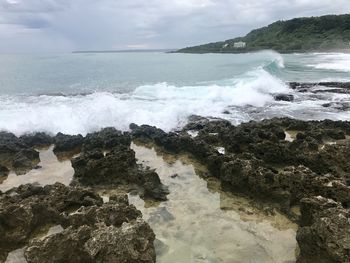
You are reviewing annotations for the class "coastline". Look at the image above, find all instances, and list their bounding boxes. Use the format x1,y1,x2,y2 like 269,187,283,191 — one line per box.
1,115,350,262
173,48,350,54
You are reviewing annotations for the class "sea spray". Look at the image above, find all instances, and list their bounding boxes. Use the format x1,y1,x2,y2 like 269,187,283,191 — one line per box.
0,69,289,136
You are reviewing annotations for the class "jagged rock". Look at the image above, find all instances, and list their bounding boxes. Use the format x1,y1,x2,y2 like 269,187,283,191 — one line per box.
71,145,169,201
83,127,131,151
297,196,350,263
289,82,350,94
0,165,9,178
132,118,350,211
25,219,156,263
0,131,39,173
25,225,92,263
53,133,84,155
20,132,53,148
0,183,102,250
274,93,294,102
322,102,350,111
0,183,155,262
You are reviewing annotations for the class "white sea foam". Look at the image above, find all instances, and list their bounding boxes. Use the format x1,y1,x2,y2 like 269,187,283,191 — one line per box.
0,69,288,136
308,53,350,72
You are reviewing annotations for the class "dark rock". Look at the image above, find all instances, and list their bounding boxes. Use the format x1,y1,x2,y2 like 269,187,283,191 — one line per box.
83,127,131,152
128,117,350,263
0,183,155,262
274,94,294,102
0,131,39,172
53,133,84,155
324,129,346,140
0,183,102,249
25,219,155,263
71,145,169,201
25,225,92,263
20,132,53,148
322,102,350,111
289,82,350,94
64,200,141,229
0,165,9,178
297,196,350,263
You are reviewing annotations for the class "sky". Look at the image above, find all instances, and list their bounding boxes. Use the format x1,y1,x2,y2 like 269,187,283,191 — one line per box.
0,0,350,52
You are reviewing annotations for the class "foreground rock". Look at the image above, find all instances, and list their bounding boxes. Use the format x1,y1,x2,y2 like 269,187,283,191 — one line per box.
297,196,350,263
0,183,155,262
130,117,350,262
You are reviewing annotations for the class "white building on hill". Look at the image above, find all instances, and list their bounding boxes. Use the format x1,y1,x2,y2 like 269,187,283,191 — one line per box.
233,41,246,48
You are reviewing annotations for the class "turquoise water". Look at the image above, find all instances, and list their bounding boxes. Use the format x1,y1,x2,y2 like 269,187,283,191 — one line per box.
0,51,349,95
0,51,349,135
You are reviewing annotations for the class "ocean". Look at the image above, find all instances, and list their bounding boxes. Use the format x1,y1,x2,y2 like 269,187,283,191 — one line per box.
0,50,349,135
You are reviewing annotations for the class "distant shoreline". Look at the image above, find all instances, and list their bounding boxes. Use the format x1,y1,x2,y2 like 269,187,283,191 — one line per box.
72,48,350,55
173,48,350,54
73,49,176,53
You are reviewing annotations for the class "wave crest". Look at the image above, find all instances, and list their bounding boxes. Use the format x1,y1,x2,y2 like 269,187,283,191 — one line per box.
0,69,289,136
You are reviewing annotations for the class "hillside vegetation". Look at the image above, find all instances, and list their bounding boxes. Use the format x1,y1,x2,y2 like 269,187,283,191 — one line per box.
177,14,350,53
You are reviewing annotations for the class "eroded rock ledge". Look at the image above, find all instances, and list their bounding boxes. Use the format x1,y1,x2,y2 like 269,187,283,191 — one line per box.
0,183,155,262
0,127,169,202
130,117,350,263
1,117,350,262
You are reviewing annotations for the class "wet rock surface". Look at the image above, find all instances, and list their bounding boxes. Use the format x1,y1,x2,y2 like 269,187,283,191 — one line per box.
19,132,53,148
0,132,39,174
82,127,131,151
0,165,9,178
0,127,168,202
297,196,350,263
0,183,155,262
71,128,169,201
289,81,350,94
274,93,294,102
130,116,350,262
53,132,84,156
1,118,350,262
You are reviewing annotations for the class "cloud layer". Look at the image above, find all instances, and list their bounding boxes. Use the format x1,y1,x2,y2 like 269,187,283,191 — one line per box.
0,0,349,52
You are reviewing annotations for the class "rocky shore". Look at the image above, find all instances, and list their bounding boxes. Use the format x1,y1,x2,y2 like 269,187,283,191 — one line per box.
130,117,350,263
0,116,350,262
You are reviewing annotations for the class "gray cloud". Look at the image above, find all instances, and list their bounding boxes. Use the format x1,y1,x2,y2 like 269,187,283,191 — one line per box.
0,0,349,52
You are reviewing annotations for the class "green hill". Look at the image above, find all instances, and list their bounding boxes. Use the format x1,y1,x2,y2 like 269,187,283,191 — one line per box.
177,14,350,53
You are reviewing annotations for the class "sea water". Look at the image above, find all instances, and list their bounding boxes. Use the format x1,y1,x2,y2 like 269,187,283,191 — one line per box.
0,50,349,135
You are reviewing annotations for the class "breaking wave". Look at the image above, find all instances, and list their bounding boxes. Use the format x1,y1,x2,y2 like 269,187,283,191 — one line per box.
0,68,288,135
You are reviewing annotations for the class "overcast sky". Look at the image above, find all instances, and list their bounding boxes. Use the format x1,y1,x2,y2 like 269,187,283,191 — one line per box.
0,0,349,52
